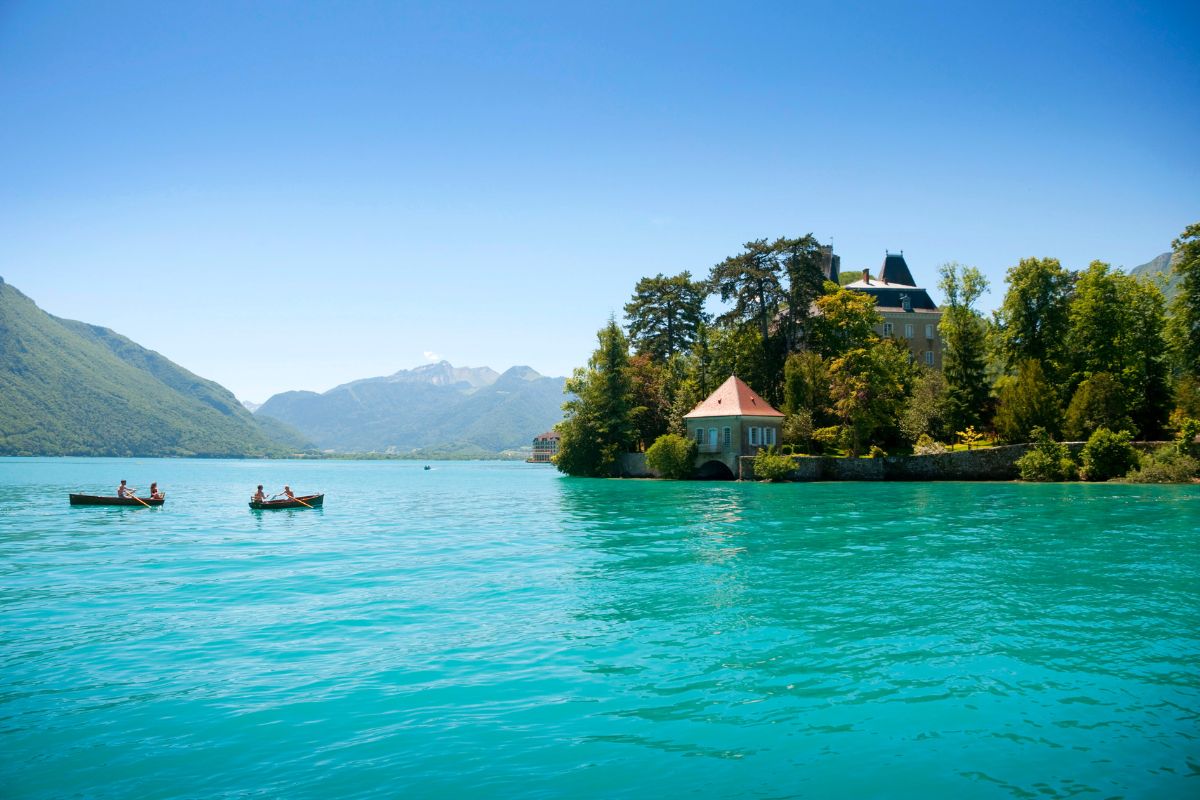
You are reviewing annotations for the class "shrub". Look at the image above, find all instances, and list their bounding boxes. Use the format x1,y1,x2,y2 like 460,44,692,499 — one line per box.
1176,418,1200,459
1125,446,1200,483
812,426,842,454
868,445,887,458
1079,427,1138,481
645,433,697,480
753,448,795,482
914,434,949,455
1016,427,1076,482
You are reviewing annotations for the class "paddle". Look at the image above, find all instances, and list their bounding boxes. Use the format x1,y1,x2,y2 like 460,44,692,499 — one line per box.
127,492,151,508
291,495,314,509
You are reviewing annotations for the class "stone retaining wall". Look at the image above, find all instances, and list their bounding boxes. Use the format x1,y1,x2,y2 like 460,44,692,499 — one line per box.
737,442,1169,482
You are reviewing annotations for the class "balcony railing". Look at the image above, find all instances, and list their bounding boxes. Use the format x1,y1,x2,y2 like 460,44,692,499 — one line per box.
697,443,724,453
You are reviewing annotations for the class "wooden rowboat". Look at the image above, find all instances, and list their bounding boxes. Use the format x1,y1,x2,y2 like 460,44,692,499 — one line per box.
69,493,165,507
249,494,324,510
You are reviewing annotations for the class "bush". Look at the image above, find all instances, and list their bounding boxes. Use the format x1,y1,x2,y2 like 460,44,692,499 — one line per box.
645,433,697,480
914,434,949,455
812,426,842,454
1016,427,1076,482
1125,446,1200,483
868,445,887,458
1175,418,1200,459
753,448,796,482
1079,427,1139,481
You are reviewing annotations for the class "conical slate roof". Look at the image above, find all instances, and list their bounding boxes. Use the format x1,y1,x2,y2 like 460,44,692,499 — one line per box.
879,252,916,286
683,375,784,419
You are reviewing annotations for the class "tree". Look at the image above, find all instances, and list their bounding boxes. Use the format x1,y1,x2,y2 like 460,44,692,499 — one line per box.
808,283,882,359
782,351,830,419
555,320,637,477
775,235,829,351
1067,261,1170,438
827,339,914,456
709,238,785,350
938,262,991,432
993,358,1061,443
900,367,949,444
995,257,1074,380
626,353,671,451
624,272,708,361
1064,372,1133,440
1168,222,1200,378
708,235,831,403
707,325,771,401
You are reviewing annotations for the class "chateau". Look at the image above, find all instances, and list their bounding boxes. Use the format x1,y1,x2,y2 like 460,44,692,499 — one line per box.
843,252,943,368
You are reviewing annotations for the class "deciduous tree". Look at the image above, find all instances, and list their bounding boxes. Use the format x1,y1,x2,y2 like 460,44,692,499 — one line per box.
938,262,991,432
995,257,1074,381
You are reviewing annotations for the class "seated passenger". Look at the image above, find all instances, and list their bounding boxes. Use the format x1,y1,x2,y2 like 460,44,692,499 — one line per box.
149,483,163,500
252,485,267,502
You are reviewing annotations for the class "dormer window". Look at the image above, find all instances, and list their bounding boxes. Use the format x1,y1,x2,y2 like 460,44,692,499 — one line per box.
901,294,912,312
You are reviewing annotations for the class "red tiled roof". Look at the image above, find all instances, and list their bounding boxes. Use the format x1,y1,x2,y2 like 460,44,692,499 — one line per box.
684,375,784,419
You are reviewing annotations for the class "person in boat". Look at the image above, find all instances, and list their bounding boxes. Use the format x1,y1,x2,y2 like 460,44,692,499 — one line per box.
149,483,163,500
282,486,295,500
117,480,135,498
252,485,267,503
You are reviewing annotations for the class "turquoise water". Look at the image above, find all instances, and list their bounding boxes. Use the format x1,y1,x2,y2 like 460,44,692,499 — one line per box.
1,458,1197,798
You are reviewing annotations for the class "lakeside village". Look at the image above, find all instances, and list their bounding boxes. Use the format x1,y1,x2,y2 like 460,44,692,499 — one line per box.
531,224,1200,484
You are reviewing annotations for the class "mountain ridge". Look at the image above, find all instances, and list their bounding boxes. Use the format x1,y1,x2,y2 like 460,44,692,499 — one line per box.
0,277,311,457
256,361,566,454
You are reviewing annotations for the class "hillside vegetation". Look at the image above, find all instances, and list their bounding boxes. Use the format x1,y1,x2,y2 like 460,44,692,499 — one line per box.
0,278,310,457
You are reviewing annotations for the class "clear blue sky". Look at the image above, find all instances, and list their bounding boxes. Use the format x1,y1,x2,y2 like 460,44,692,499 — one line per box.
2,1,1197,402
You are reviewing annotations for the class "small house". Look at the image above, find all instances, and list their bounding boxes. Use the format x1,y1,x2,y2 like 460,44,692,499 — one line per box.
683,376,784,479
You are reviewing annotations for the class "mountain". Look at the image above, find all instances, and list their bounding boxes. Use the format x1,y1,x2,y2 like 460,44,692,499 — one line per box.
255,361,566,455
242,400,262,413
0,277,312,457
1130,251,1183,301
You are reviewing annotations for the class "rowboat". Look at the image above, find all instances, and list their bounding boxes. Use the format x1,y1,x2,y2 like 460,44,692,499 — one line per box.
69,493,165,507
249,493,324,510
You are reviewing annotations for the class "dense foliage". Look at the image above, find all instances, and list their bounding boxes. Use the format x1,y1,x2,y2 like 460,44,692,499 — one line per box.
752,449,796,482
645,433,698,479
555,320,637,477
1015,428,1076,482
1079,428,1139,482
557,220,1200,478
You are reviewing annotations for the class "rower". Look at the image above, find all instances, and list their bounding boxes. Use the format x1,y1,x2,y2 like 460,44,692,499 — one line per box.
117,480,134,498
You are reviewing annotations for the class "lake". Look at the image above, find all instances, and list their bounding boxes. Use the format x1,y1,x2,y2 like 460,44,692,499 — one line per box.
1,458,1197,798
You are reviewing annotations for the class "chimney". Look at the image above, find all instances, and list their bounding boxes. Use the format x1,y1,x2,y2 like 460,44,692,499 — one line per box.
862,268,869,284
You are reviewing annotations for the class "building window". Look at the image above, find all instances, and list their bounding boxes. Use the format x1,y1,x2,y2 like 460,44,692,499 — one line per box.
904,323,913,339
695,427,704,444
765,427,776,446
883,322,893,337
709,428,718,445
925,324,934,339
925,351,934,366
723,427,731,447
749,427,759,446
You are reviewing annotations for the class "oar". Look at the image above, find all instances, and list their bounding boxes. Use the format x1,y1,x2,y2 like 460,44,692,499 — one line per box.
128,493,151,508
292,495,314,509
